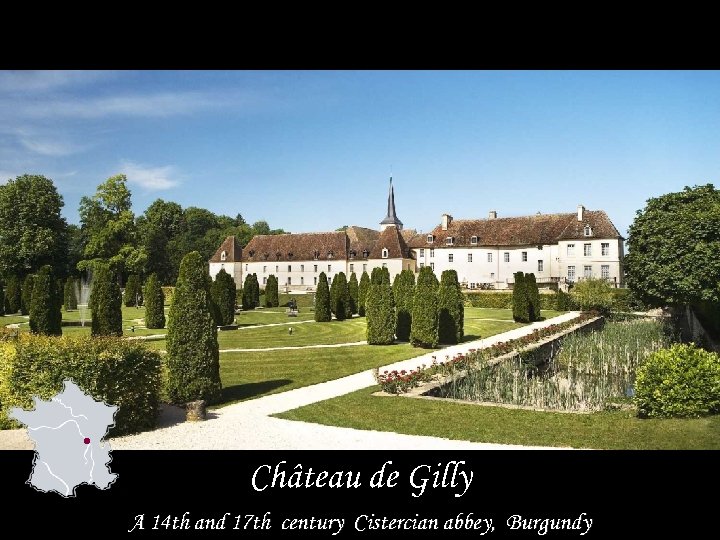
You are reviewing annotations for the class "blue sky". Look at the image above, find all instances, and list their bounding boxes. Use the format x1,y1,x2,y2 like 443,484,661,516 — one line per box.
1,70,719,238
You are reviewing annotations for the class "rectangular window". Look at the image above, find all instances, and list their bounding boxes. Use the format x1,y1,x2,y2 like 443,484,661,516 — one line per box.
490,272,495,279
487,252,493,263
263,277,267,285
314,276,317,285
601,265,610,279
350,263,354,273
567,244,575,256
288,265,292,272
382,262,387,268
522,251,527,262
314,264,318,272
263,265,266,273
420,262,425,268
430,262,435,271
467,253,472,263
363,264,367,272
446,237,454,245
504,252,509,263
471,236,478,245
245,264,248,271
287,277,292,285
584,265,592,278
275,265,279,273
430,249,435,258
301,264,304,272
301,276,304,285
419,248,425,257
601,243,609,256
538,260,543,272
328,264,332,272
448,253,454,262
584,243,592,256
568,266,576,281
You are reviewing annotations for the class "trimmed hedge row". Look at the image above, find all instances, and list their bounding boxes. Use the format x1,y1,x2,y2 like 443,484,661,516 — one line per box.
464,289,645,312
0,335,162,435
161,286,175,305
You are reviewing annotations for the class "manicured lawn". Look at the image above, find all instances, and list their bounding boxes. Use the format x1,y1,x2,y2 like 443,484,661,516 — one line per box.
218,345,432,404
275,386,720,450
218,318,366,349
234,308,314,326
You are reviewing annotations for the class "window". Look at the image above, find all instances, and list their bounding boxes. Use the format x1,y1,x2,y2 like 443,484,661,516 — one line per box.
382,248,388,259
601,265,610,279
220,264,224,270
363,264,367,272
430,249,434,258
288,265,292,272
263,266,266,273
427,234,434,243
471,236,478,245
567,244,575,256
446,237,454,245
287,277,292,285
467,253,473,263
245,264,249,271
448,254,454,262
567,266,576,281
430,262,435,271
504,252,509,263
349,263,354,273
263,277,267,285
584,265,592,278
276,265,279,273
301,264,304,272
328,276,331,284
301,276,304,285
522,251,527,262
314,276,317,285
487,253,493,263
538,260,544,272
601,243,609,256
490,272,495,279
328,264,332,272
220,251,227,261
420,263,425,268
584,243,592,256
314,264,318,272
382,262,387,268
419,248,425,257
584,225,593,237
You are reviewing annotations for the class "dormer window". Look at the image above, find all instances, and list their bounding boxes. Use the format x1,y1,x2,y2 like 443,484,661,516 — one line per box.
288,252,293,260
584,225,593,237
362,249,369,259
327,251,334,259
349,250,356,260
276,251,282,260
427,234,434,243
248,249,255,257
220,250,227,261
470,236,478,245
446,237,454,246
313,250,320,260
263,253,269,260
381,248,389,259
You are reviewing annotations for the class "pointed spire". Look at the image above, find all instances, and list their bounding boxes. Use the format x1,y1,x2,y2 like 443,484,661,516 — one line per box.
380,176,403,230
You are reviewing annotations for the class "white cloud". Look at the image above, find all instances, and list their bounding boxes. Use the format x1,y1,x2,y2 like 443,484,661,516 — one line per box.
19,136,84,156
120,161,180,190
0,70,113,93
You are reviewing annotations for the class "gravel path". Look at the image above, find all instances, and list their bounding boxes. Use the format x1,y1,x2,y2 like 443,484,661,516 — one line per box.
0,313,580,450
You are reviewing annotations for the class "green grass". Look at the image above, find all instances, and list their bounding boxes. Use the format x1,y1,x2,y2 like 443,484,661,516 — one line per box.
218,344,431,404
234,307,314,326
218,318,366,349
275,386,720,449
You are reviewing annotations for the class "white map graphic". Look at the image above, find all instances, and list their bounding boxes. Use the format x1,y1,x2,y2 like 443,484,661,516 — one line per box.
9,380,118,497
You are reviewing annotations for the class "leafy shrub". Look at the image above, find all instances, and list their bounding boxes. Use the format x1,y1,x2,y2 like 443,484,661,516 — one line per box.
165,251,222,404
410,266,439,348
366,271,395,345
358,271,370,317
143,273,166,329
21,274,34,315
314,271,332,322
242,273,259,310
64,276,78,311
512,272,531,322
5,275,21,314
330,272,351,320
0,282,4,316
29,265,62,336
571,277,614,314
555,290,575,311
123,274,142,307
211,268,236,326
348,272,359,315
0,334,162,435
89,263,123,337
392,269,415,341
525,272,541,321
635,343,720,418
265,274,279,307
438,269,463,344
161,286,174,305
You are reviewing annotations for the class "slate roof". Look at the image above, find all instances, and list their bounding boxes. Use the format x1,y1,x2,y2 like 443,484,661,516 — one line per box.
406,210,623,248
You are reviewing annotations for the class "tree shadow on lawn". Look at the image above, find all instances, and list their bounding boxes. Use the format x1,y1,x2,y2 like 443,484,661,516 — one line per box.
221,379,293,402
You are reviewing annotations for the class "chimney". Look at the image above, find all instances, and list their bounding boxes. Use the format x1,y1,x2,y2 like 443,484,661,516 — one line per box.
488,210,497,219
577,204,584,222
441,213,453,231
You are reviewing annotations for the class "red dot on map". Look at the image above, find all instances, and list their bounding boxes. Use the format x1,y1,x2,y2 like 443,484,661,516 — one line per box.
84,437,91,444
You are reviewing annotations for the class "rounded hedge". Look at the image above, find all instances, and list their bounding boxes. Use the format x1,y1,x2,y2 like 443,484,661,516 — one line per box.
392,269,415,342
635,343,720,418
438,269,463,344
410,266,439,348
64,276,78,311
358,271,370,317
366,273,395,345
265,274,279,307
144,273,166,329
89,263,123,337
5,275,21,314
314,271,332,322
211,268,236,326
29,265,62,336
21,274,34,316
348,272,359,315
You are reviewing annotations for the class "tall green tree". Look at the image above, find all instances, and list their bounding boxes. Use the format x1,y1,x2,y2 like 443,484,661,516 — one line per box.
525,272,541,321
393,269,416,341
143,273,166,329
252,273,260,307
437,269,464,344
410,266,439,348
626,184,720,307
358,271,370,317
265,274,279,307
166,251,222,404
0,175,68,278
211,268,236,326
314,271,332,322
330,272,351,320
366,269,395,345
5,275,21,314
89,263,123,337
348,272,359,315
21,274,34,316
123,274,142,307
512,272,531,323
0,282,4,316
29,265,62,336
242,273,257,310
64,276,78,311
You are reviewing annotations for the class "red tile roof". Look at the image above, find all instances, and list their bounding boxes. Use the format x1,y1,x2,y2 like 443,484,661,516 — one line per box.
209,236,243,262
241,231,348,262
369,226,413,259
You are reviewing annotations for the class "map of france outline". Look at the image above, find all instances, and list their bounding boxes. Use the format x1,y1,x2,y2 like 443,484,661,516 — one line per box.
9,379,118,497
